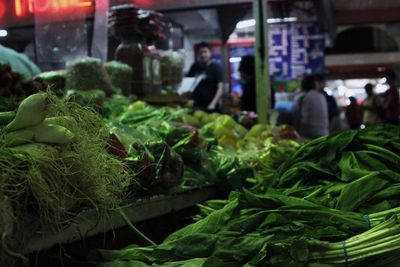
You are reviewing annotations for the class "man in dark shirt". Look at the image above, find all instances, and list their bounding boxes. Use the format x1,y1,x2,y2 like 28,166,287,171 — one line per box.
187,42,223,111
239,55,256,112
238,55,275,113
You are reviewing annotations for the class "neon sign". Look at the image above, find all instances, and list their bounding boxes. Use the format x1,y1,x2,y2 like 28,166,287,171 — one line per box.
11,0,93,18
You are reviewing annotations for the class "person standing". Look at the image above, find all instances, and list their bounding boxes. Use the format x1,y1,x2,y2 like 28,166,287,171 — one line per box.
187,42,223,111
345,97,363,129
238,55,275,113
0,44,41,78
293,75,329,139
362,83,381,126
315,74,340,133
238,55,256,112
382,71,400,125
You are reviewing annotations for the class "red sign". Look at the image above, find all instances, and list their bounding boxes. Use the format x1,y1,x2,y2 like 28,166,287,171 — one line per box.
14,0,93,16
0,0,94,26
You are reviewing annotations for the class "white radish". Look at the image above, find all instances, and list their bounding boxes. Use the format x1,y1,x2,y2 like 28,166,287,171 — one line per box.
4,123,74,146
5,93,49,132
44,116,77,131
10,143,60,158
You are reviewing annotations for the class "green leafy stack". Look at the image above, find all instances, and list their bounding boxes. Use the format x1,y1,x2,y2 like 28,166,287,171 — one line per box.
96,189,400,266
274,125,400,213
96,125,400,266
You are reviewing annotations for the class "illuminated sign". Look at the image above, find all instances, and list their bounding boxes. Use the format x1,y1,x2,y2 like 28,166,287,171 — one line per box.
0,0,94,26
14,0,93,16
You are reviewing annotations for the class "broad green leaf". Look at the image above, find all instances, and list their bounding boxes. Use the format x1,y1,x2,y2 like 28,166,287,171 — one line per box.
336,172,390,211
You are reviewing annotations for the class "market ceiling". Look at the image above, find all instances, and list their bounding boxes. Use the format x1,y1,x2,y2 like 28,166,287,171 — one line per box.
130,0,400,19
127,0,400,41
2,0,400,27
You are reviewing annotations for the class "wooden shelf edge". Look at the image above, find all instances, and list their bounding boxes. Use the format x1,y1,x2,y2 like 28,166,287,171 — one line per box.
23,186,216,254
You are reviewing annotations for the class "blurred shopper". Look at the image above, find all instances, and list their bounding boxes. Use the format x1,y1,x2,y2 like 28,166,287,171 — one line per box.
345,97,363,129
187,42,223,111
238,55,275,113
238,55,256,112
382,71,400,125
0,44,41,78
293,75,329,139
315,74,340,132
362,83,381,126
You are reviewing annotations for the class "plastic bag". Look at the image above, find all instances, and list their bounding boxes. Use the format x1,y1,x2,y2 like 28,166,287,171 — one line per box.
91,0,109,62
34,0,88,65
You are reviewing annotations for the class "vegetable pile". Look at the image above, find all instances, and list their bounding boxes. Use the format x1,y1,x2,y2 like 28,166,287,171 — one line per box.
2,53,307,267
104,61,133,96
103,100,285,194
273,125,400,213
0,92,130,265
96,125,400,266
0,63,48,110
65,57,115,96
106,101,217,194
160,50,185,92
5,72,397,267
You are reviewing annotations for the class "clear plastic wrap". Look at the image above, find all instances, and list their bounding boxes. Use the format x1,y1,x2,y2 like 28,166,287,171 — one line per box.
160,50,185,91
104,61,133,95
65,57,114,95
34,0,89,65
91,0,109,62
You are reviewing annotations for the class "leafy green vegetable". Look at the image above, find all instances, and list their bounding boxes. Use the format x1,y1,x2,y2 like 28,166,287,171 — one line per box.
96,125,400,267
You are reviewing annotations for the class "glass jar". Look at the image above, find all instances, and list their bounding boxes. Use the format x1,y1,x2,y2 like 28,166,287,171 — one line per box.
115,35,153,96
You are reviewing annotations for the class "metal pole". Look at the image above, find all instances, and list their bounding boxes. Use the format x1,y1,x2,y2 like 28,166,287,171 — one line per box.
253,0,271,124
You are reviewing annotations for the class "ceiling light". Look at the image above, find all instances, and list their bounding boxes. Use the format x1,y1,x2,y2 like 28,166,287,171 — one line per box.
236,19,256,29
0,29,7,37
379,77,387,84
283,17,298,23
268,17,298,24
229,57,242,63
375,84,389,94
267,18,283,23
236,17,298,29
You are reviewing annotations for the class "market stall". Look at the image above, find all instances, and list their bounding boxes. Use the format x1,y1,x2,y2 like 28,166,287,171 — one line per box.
1,0,400,266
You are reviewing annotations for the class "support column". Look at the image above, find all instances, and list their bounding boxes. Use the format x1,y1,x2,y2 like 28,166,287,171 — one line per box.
253,0,271,124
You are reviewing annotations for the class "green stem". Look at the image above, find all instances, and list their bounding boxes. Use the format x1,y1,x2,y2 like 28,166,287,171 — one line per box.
369,207,400,219
312,230,400,257
362,144,400,164
314,220,399,252
345,226,398,246
303,187,323,199
345,216,398,242
272,208,364,229
197,204,216,213
116,207,156,246
346,232,400,252
314,242,400,264
310,235,400,262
